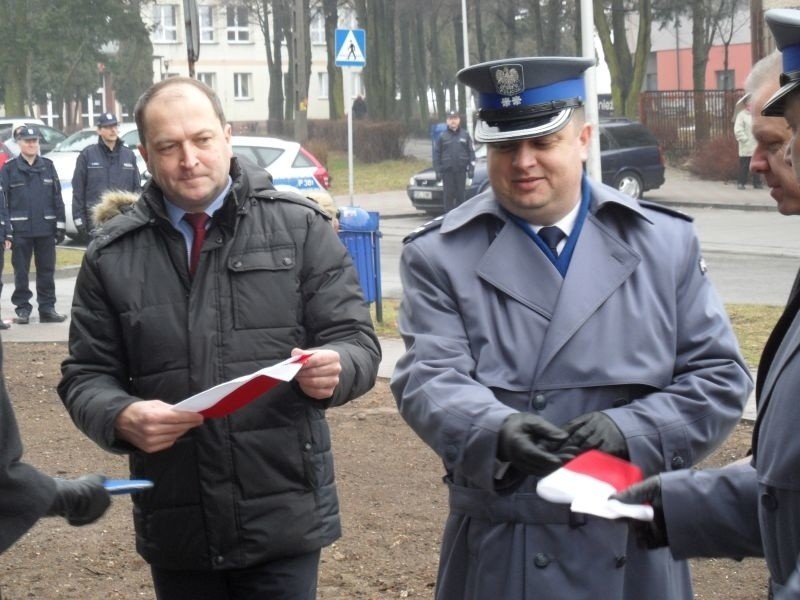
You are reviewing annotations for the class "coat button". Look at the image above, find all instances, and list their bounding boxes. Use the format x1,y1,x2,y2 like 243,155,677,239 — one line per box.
213,555,224,566
532,393,547,411
233,260,242,268
671,456,685,469
533,552,550,568
615,555,627,568
304,442,312,451
761,492,778,511
282,257,292,266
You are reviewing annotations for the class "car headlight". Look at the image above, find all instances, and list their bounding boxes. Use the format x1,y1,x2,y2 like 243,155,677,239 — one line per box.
408,175,416,186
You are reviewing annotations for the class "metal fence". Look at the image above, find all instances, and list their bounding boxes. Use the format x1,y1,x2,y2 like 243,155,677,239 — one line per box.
638,89,744,160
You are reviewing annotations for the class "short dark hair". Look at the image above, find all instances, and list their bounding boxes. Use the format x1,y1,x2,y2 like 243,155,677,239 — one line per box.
134,77,227,147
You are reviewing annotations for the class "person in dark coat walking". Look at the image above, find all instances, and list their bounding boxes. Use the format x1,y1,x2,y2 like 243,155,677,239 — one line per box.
434,110,475,212
0,338,110,554
0,126,67,324
614,14,800,600
391,56,751,600
58,77,380,600
71,112,141,239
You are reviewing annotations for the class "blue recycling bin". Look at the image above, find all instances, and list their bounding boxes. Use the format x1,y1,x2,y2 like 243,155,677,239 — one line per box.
338,206,383,322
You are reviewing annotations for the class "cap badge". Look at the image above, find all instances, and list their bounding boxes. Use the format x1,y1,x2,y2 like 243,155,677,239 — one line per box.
491,64,524,96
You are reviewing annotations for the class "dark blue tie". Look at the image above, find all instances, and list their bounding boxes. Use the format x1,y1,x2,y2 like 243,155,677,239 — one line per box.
538,226,566,257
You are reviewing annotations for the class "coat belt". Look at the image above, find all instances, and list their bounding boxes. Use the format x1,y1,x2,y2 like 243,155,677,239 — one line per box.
448,482,584,525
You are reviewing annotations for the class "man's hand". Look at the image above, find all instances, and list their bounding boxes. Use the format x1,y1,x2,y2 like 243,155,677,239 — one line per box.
76,223,87,238
292,348,341,400
55,228,66,245
497,413,570,477
47,474,111,526
558,412,628,460
610,475,668,548
467,163,475,179
115,400,205,453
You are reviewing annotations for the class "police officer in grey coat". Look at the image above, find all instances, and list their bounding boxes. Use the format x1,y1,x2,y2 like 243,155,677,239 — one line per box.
615,11,800,600
390,56,752,600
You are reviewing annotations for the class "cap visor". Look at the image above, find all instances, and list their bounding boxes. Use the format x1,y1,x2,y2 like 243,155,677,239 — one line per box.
762,81,800,116
473,108,573,143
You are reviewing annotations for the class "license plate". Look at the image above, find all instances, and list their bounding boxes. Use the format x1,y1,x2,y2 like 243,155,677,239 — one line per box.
413,190,432,199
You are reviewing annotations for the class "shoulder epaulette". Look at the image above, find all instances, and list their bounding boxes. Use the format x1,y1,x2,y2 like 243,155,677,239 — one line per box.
403,215,444,243
638,200,693,222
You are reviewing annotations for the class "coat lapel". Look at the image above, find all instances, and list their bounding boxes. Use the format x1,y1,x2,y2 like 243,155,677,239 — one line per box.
476,222,563,318
534,214,641,377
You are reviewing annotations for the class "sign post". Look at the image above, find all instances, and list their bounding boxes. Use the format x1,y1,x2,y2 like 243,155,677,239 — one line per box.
335,29,366,205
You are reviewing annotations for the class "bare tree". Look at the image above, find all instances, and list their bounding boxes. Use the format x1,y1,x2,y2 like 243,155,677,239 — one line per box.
594,0,652,118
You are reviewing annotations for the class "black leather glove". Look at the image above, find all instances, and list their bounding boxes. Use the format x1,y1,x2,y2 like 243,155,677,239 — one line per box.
558,411,628,459
55,228,66,245
47,474,111,526
498,413,570,477
76,223,87,238
467,165,475,179
610,475,668,548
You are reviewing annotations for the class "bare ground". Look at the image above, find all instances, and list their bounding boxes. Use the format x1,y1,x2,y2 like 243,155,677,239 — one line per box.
0,342,769,599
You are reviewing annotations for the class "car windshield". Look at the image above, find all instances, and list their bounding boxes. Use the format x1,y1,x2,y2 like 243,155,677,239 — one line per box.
52,130,97,152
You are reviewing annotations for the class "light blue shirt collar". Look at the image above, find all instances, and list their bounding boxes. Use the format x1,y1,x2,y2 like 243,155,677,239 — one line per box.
163,176,232,228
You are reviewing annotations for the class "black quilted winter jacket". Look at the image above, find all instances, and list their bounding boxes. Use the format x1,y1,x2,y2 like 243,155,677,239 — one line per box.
58,157,381,570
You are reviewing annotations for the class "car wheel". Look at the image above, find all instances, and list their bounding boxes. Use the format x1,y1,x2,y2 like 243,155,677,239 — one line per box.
614,171,643,199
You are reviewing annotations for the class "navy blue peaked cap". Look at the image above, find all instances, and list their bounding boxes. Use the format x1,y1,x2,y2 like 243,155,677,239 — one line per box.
457,56,594,142
762,9,800,116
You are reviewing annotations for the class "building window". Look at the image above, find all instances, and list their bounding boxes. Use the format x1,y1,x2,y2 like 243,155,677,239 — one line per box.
199,5,215,43
318,72,328,99
153,4,178,42
227,6,249,42
197,72,216,90
645,72,658,92
310,11,325,45
716,69,734,91
234,73,252,99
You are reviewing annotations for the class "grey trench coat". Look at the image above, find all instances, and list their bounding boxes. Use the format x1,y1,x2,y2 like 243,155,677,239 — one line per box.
390,178,752,600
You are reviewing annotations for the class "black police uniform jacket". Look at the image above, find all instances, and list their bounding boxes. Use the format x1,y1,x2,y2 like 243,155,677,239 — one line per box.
433,127,475,174
58,157,381,570
0,155,65,238
72,138,141,229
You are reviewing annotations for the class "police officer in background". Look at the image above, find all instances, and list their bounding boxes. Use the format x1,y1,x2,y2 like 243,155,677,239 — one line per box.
72,112,141,239
390,56,751,599
0,126,67,324
434,110,476,212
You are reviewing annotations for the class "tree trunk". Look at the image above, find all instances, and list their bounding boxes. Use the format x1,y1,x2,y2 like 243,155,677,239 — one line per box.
323,0,342,119
692,0,710,141
412,9,431,130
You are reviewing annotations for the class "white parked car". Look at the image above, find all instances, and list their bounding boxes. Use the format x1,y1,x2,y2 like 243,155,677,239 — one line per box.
231,135,331,192
48,123,146,241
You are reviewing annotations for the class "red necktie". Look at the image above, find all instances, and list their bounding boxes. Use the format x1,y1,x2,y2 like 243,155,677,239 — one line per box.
183,212,209,277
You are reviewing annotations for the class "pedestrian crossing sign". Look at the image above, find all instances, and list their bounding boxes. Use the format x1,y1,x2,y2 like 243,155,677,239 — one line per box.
335,29,366,68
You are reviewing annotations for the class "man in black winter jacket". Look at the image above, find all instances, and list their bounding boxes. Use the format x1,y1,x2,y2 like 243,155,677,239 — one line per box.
433,110,476,212
58,77,381,600
71,112,141,239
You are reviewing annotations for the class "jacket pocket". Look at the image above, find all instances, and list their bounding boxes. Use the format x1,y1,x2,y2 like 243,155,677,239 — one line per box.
228,246,299,329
